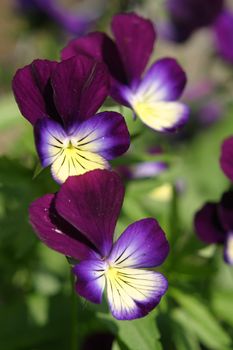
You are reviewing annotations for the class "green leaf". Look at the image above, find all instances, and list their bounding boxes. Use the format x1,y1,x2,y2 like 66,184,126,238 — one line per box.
211,290,233,326
99,311,162,350
170,288,232,349
171,314,201,350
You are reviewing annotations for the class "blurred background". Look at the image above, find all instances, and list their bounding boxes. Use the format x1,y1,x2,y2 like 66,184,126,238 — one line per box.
1,1,233,349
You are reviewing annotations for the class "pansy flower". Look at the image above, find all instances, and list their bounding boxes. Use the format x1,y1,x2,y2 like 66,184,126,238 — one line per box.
163,0,224,43
117,147,168,180
61,12,189,133
29,169,169,320
12,55,130,184
194,191,233,265
220,136,233,182
16,0,97,36
213,10,233,65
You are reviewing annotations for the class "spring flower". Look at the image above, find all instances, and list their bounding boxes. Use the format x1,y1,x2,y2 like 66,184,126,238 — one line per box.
194,191,233,265
117,147,168,180
213,10,233,64
220,136,233,182
29,169,169,320
61,12,189,133
163,0,224,43
15,0,97,36
12,55,130,184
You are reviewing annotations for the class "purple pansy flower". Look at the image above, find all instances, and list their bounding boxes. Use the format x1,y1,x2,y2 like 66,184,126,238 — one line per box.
29,169,169,320
16,0,96,36
194,191,233,265
12,55,130,184
163,0,224,43
220,136,233,182
213,10,233,65
117,147,168,180
61,12,189,133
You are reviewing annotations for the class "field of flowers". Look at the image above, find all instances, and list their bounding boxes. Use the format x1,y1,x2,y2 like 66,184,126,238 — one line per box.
0,1,233,349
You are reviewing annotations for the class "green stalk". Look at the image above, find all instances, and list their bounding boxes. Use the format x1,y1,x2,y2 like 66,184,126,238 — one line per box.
71,272,78,350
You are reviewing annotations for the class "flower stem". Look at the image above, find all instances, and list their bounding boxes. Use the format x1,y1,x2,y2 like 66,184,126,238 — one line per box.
71,272,78,350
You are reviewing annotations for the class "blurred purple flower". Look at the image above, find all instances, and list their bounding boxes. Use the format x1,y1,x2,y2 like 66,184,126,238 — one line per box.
12,56,130,184
194,191,233,265
220,136,233,182
16,0,97,36
117,147,168,180
62,12,189,133
163,0,224,42
213,10,233,64
29,169,169,320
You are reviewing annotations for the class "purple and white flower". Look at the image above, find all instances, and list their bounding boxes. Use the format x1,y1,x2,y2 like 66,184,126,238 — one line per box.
12,56,130,184
29,169,169,320
61,13,189,133
194,190,233,265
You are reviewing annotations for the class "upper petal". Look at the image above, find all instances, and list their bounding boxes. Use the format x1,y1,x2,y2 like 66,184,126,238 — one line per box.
12,59,59,125
51,55,109,127
220,136,233,182
73,258,107,304
61,32,127,84
29,193,97,261
55,170,125,256
108,218,169,268
194,203,225,244
111,12,156,82
136,58,187,102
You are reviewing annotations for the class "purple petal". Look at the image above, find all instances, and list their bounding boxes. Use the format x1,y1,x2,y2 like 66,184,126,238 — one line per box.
55,170,124,256
218,191,233,232
51,55,109,127
70,111,130,160
214,11,233,64
137,58,187,101
12,59,59,125
194,203,225,244
108,218,169,268
34,117,67,167
73,258,107,303
224,232,233,265
106,269,168,320
130,161,168,179
61,32,127,85
111,13,156,82
220,136,233,182
29,194,97,260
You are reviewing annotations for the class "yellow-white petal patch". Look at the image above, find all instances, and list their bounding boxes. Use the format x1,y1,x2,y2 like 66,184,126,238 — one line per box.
49,137,108,184
131,98,186,132
104,265,166,320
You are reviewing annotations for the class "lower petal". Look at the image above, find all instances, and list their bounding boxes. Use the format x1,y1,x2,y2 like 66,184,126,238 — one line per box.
106,268,168,320
51,149,108,184
73,259,107,304
133,101,189,132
